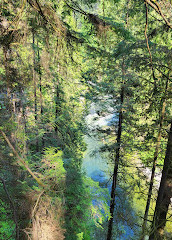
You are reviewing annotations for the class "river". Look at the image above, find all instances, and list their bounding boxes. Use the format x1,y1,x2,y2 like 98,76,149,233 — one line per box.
82,102,139,240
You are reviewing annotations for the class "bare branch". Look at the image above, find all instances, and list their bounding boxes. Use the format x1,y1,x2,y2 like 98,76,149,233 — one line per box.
145,0,172,29
32,191,44,217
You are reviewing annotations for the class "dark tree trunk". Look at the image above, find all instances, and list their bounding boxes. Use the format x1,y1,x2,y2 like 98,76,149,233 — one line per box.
21,89,27,133
141,80,168,239
37,41,44,148
32,30,39,152
38,45,43,115
149,121,172,240
3,46,11,98
3,45,13,114
107,14,128,239
107,73,124,240
55,84,60,134
32,31,37,122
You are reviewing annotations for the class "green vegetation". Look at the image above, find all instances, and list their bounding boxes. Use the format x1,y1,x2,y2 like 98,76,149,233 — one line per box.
0,0,172,240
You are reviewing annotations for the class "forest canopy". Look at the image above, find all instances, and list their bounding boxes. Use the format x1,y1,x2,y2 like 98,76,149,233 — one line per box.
0,0,172,240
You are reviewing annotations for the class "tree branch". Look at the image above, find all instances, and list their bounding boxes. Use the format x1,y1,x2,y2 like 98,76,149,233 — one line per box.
145,0,172,29
0,130,45,187
32,190,44,217
64,0,87,15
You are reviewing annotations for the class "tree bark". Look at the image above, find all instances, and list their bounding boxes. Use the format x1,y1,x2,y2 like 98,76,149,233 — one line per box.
141,80,168,239
37,41,44,148
107,60,125,240
32,30,39,152
149,121,172,240
33,31,37,122
54,64,60,134
3,45,13,114
145,0,172,29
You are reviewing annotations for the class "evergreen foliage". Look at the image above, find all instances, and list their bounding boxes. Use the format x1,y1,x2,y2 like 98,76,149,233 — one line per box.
0,0,172,239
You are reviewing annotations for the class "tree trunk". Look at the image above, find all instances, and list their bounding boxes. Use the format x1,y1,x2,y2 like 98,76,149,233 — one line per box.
21,89,27,133
149,121,172,240
37,41,44,148
3,46,11,97
32,30,39,152
141,80,168,239
107,60,125,240
55,84,60,134
3,45,13,114
54,63,60,135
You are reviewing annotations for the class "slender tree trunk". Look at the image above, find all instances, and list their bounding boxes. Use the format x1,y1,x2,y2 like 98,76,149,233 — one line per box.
125,0,130,27
54,62,60,134
107,61,125,240
55,84,60,134
3,46,11,97
32,30,39,152
33,31,37,122
37,41,44,148
141,80,168,239
3,45,12,114
21,89,27,133
149,121,172,240
37,41,43,115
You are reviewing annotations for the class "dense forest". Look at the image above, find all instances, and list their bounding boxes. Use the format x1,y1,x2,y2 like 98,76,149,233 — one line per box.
0,0,172,239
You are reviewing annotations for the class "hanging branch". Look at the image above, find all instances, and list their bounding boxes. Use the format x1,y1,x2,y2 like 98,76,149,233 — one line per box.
64,0,87,15
0,130,45,187
64,0,108,31
35,0,48,23
27,0,48,24
154,66,172,82
27,0,66,36
145,0,172,29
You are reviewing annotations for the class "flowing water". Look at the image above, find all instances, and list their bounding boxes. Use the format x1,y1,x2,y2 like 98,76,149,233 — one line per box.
82,101,172,240
82,103,139,239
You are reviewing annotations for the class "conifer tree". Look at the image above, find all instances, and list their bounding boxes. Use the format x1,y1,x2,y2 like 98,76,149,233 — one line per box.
149,121,172,240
